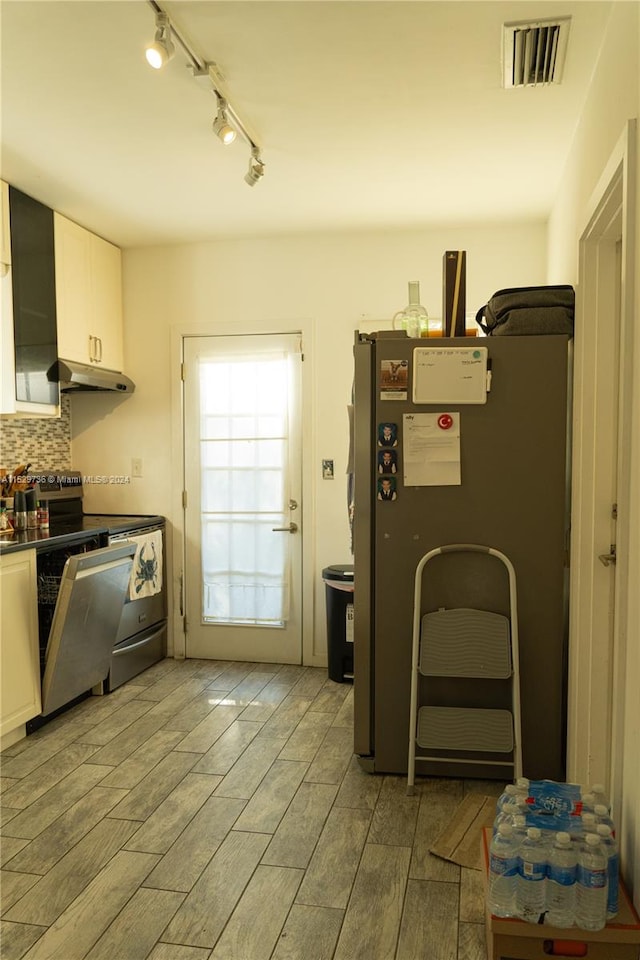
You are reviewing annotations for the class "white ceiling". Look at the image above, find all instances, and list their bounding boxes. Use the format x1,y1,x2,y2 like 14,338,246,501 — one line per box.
1,1,613,248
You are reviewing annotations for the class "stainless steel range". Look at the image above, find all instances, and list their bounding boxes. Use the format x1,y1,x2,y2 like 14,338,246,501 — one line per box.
26,472,167,728
87,517,167,694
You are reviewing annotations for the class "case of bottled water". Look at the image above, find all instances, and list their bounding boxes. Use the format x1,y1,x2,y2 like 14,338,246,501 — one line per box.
488,779,624,933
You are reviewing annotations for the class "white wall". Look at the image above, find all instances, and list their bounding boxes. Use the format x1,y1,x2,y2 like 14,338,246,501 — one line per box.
547,2,638,280
547,0,639,905
71,222,546,664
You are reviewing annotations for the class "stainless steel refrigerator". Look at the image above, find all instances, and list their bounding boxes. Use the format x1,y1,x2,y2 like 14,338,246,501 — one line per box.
352,332,571,782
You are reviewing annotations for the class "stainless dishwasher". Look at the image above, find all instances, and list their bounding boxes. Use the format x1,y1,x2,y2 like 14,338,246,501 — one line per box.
21,473,168,728
37,539,136,716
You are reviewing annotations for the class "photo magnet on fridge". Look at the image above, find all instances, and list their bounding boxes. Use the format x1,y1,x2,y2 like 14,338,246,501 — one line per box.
379,359,408,400
377,477,397,501
378,423,398,447
377,450,398,474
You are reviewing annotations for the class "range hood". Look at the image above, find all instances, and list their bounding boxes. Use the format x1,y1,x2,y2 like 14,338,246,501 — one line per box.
48,359,135,394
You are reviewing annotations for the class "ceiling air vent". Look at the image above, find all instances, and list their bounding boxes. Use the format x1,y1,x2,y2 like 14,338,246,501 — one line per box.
503,17,571,88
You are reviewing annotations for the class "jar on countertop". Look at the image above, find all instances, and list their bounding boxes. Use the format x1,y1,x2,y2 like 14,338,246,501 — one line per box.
13,490,27,530
3,497,14,528
37,500,50,529
25,488,38,528
0,499,13,532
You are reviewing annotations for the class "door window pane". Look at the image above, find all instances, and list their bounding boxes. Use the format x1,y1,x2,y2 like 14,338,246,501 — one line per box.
198,352,291,626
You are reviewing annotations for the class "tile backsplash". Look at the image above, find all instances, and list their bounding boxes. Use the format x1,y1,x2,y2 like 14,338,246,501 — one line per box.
0,394,72,472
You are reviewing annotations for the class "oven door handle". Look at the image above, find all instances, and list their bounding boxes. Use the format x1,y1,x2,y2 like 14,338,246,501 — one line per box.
113,634,155,655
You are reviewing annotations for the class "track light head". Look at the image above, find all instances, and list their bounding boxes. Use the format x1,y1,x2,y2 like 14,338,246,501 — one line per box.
145,12,175,69
212,97,236,145
245,148,265,186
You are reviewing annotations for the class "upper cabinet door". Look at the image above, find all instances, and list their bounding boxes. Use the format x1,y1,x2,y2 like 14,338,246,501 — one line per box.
54,213,92,365
91,233,123,373
54,213,124,373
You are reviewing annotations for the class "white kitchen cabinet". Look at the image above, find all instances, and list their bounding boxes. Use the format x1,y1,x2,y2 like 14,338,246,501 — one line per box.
0,549,41,745
54,212,124,372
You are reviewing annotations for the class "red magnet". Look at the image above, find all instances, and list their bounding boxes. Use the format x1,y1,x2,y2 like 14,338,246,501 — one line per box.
437,414,454,430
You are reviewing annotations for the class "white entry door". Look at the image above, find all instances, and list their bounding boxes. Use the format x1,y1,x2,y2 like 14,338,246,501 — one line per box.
183,333,303,663
568,124,635,812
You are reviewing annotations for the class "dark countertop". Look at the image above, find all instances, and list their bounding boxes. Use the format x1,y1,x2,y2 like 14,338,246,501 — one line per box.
0,515,165,556
0,520,109,555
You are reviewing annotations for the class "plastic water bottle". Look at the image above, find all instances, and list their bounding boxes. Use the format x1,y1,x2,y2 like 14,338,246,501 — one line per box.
488,823,520,917
496,783,519,814
591,783,611,813
512,813,528,843
596,824,619,919
594,804,615,833
516,827,547,923
576,833,608,931
546,832,577,928
581,791,596,813
494,800,524,833
581,812,598,836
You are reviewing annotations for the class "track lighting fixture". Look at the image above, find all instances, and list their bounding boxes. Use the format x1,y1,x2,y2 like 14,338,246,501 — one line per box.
144,2,265,184
245,148,265,187
212,95,237,145
145,11,175,69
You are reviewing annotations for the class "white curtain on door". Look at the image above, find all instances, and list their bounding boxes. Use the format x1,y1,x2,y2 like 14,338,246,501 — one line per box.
198,348,292,625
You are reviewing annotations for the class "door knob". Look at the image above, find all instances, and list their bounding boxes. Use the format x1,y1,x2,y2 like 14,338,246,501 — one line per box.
272,522,298,533
598,546,617,567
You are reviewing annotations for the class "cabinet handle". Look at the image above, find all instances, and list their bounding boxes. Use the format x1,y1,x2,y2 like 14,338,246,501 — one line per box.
88,335,103,363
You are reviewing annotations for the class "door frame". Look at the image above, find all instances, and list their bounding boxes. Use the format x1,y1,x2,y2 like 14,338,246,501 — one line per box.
567,121,636,808
169,318,316,666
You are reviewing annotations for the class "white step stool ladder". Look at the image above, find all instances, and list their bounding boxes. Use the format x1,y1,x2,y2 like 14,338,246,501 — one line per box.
407,544,522,794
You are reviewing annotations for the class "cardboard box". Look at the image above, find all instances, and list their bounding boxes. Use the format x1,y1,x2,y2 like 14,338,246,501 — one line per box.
442,250,466,336
481,828,640,960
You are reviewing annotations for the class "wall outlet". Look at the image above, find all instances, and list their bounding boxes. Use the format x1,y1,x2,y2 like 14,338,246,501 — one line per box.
132,458,143,478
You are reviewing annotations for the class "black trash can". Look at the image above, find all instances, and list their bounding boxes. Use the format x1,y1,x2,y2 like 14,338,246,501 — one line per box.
322,564,354,683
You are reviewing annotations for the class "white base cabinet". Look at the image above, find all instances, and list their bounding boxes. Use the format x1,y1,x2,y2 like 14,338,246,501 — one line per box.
54,213,124,373
0,550,41,740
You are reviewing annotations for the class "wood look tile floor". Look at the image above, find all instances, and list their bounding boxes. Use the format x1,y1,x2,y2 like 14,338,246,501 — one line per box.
0,659,500,960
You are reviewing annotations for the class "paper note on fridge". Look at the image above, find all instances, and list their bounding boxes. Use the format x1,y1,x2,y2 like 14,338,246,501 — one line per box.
412,346,488,404
403,412,461,486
